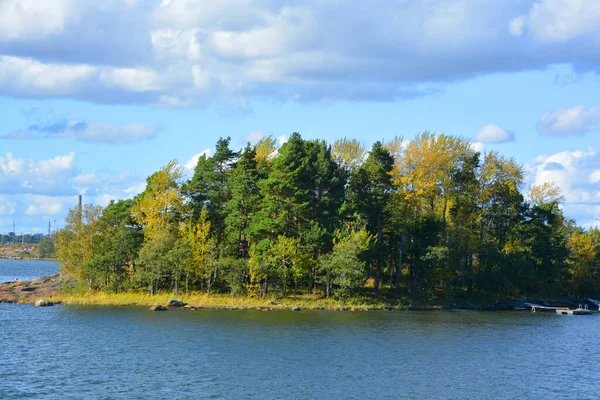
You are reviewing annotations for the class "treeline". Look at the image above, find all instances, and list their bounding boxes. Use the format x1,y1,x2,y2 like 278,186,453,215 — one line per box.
56,132,600,300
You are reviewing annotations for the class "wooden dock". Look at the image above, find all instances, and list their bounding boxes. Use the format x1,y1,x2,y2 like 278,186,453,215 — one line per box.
524,302,595,315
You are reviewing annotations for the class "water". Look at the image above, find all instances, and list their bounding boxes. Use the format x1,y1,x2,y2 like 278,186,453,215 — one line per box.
1,261,599,399
0,259,59,283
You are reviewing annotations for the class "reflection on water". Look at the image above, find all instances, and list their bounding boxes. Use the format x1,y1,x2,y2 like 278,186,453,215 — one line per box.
1,305,599,399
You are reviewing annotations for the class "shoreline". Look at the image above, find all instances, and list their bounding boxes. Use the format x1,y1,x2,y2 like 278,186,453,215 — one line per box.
0,274,526,311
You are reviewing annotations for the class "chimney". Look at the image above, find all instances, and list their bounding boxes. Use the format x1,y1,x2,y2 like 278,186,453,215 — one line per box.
78,195,83,224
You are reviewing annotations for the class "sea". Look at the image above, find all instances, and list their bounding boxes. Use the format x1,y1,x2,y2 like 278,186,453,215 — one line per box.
1,259,599,399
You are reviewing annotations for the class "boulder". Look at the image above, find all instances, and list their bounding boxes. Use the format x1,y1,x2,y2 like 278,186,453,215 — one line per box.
167,299,186,307
34,299,54,307
149,305,168,311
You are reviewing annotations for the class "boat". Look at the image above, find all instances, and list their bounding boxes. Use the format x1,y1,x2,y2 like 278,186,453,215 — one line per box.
586,298,600,310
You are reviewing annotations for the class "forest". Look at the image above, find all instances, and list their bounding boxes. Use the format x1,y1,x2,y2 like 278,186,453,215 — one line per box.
55,132,600,301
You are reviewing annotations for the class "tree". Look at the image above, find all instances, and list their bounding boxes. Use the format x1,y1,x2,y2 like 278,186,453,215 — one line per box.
37,237,55,259
137,228,178,295
319,228,372,297
55,204,103,289
182,209,218,293
91,199,143,292
332,137,366,179
225,143,261,258
132,160,184,240
183,137,238,256
529,182,565,206
251,132,311,239
254,135,278,174
348,141,394,294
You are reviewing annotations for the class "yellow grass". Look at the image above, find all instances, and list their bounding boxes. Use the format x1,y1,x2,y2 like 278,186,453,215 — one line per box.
45,291,400,311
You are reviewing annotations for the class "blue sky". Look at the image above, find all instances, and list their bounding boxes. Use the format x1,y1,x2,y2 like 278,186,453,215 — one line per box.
0,0,599,233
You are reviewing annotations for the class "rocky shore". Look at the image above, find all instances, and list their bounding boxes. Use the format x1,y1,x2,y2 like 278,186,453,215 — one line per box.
0,274,62,303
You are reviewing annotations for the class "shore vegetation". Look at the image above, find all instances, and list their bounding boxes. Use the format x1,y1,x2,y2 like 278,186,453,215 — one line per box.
54,133,600,304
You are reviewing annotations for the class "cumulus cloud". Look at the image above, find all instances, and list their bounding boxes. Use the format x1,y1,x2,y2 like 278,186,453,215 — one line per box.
510,0,600,43
0,151,150,232
527,147,600,224
537,106,600,136
0,0,72,41
24,195,64,216
184,149,212,171
0,152,77,196
476,124,515,144
2,117,160,144
0,1,598,105
470,142,485,153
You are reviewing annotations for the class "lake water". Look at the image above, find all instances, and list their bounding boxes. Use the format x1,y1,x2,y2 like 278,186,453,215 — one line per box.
1,261,599,399
0,259,59,283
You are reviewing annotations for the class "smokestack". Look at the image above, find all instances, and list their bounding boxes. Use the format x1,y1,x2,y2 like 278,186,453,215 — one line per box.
78,195,83,224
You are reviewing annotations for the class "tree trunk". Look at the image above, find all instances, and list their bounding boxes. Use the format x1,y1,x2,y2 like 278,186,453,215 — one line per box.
374,213,383,295
467,253,473,296
396,227,406,295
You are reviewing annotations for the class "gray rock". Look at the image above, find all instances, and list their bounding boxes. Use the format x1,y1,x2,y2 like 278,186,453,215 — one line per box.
292,306,301,311
167,299,186,307
34,299,54,307
149,305,168,311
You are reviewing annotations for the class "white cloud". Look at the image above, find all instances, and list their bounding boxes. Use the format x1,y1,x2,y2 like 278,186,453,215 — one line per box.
0,196,16,216
527,147,600,224
0,56,95,97
526,148,600,209
151,28,201,60
124,182,147,195
99,68,162,92
0,1,599,104
73,173,101,186
184,148,212,170
277,135,288,146
476,124,515,144
0,160,148,233
0,152,76,196
23,195,66,216
590,170,600,184
509,16,526,36
0,0,72,41
511,0,600,43
470,142,485,153
537,106,600,136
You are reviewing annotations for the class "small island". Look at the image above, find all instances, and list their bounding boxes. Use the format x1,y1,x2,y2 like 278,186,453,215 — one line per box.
14,133,600,310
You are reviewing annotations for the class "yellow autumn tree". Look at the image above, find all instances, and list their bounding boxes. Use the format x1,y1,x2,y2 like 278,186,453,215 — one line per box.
132,160,184,240
55,204,104,289
332,137,366,175
529,181,565,206
181,209,218,293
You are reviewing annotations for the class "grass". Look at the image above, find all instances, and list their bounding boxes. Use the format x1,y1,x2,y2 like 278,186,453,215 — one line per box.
42,290,418,311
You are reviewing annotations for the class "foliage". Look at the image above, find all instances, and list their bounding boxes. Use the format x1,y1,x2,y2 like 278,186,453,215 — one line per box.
54,132,600,301
37,237,56,259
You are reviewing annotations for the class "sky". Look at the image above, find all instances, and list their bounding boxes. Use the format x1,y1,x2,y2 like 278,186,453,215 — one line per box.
0,0,599,233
